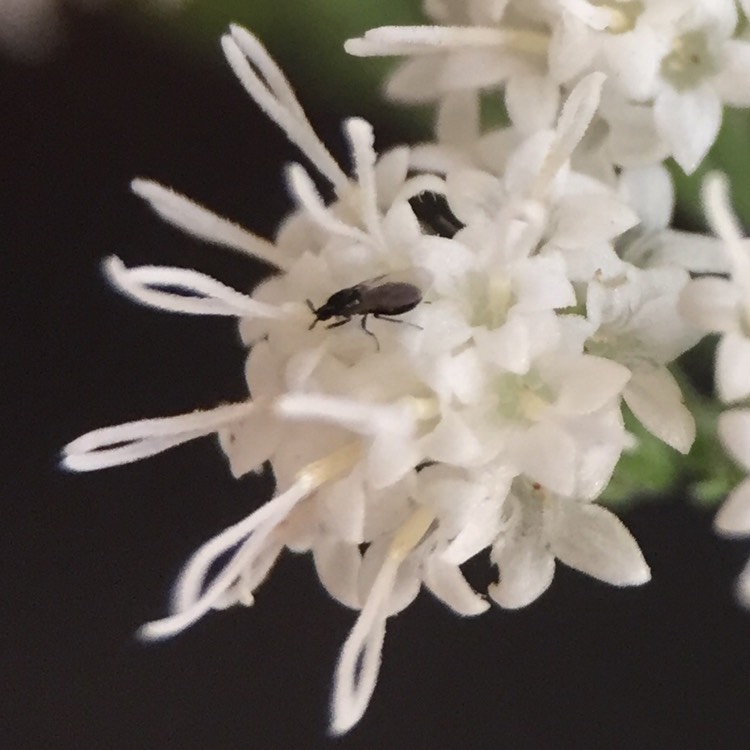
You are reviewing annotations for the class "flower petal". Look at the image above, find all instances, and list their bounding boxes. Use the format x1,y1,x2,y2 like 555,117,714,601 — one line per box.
313,537,362,609
678,277,740,332
654,84,722,174
548,501,650,586
712,41,750,107
554,355,631,415
514,423,576,496
423,556,490,615
489,501,555,609
714,478,750,537
623,366,695,454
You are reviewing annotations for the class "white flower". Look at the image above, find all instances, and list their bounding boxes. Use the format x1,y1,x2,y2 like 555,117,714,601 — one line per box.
349,0,750,174
551,0,750,172
585,264,699,453
490,479,650,609
345,8,551,105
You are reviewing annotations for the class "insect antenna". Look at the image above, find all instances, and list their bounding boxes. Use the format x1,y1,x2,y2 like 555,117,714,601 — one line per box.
306,299,320,330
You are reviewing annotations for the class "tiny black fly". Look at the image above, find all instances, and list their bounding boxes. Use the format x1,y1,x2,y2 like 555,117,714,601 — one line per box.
408,191,465,239
307,273,425,350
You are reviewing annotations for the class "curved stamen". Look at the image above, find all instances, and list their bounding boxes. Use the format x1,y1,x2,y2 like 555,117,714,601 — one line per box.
530,72,605,200
131,179,286,272
331,505,435,735
104,256,292,318
345,25,549,57
222,27,349,190
62,401,257,471
345,118,385,246
286,163,370,242
138,442,363,640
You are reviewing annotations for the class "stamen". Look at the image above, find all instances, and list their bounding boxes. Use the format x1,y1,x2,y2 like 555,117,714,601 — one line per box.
222,27,349,190
702,172,749,274
104,256,291,318
62,401,256,471
131,179,286,272
139,480,312,640
344,118,385,245
301,441,364,487
345,25,548,57
286,164,370,243
387,504,435,561
530,72,605,200
139,441,362,640
274,393,425,435
330,505,434,735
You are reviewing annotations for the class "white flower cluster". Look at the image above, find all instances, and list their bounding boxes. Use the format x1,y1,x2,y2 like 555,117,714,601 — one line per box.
62,1,750,735
348,0,750,174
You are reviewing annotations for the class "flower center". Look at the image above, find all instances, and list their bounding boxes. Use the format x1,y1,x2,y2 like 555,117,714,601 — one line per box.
495,373,553,422
661,30,721,90
591,0,643,34
470,272,514,328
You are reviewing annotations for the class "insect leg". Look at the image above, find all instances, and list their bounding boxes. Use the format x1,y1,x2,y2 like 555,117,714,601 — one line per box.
360,314,381,352
325,318,351,329
373,314,423,331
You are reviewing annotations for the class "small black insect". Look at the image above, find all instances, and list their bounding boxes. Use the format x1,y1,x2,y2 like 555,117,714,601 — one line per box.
307,274,424,350
408,191,465,239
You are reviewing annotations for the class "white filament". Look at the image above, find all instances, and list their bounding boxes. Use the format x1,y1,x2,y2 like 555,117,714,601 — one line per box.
345,25,509,56
275,393,415,436
330,554,395,735
286,163,370,243
345,118,385,246
531,72,605,199
222,26,349,190
62,401,256,471
139,442,362,640
330,506,435,734
131,179,286,272
139,477,313,640
104,256,289,318
702,172,750,291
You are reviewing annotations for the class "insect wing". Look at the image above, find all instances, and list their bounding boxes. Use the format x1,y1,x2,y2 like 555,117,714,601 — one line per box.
358,281,422,315
364,267,432,294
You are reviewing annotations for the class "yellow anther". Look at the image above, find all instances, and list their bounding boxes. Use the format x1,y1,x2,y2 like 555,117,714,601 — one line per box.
298,441,362,489
519,388,550,421
388,506,436,563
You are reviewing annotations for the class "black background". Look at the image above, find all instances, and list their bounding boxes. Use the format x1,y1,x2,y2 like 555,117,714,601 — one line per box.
3,7,750,750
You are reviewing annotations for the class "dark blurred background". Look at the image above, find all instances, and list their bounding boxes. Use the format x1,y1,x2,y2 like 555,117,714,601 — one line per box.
3,5,750,749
